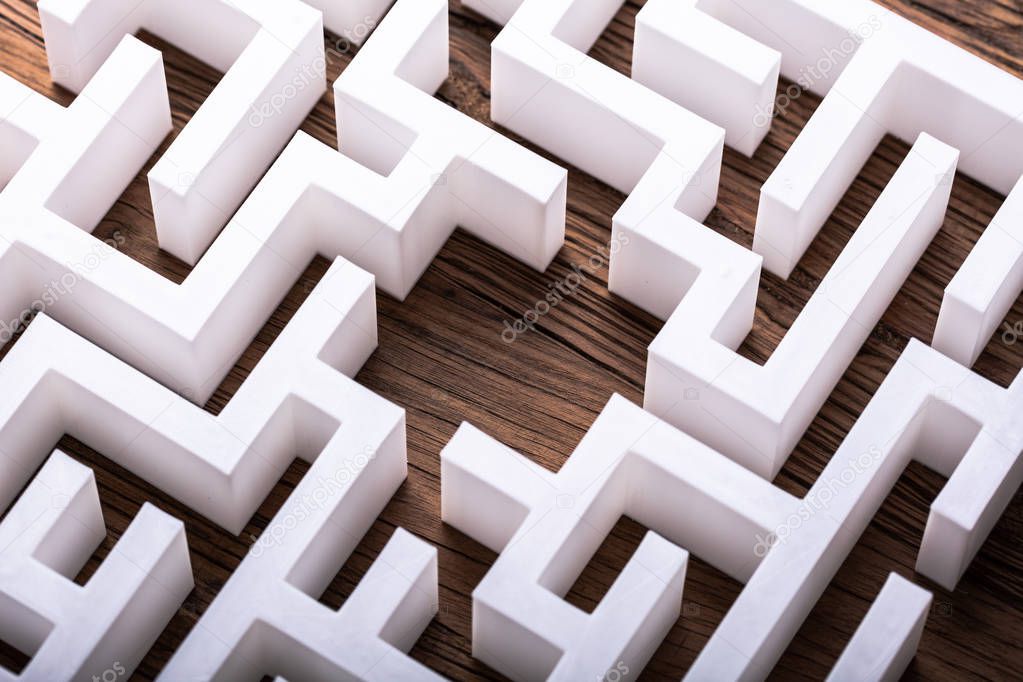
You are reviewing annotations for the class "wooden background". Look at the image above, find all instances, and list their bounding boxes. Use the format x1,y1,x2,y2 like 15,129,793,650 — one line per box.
1,0,1022,679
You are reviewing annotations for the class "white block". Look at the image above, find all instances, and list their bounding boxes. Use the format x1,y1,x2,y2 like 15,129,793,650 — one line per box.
632,0,781,156
473,0,725,198
763,6,1021,277
2,36,170,233
827,573,931,682
934,175,1023,366
0,452,192,681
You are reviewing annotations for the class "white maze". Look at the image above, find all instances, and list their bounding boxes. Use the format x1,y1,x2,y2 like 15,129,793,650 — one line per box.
443,341,1023,679
0,258,379,534
36,0,326,265
0,452,191,681
467,0,1023,479
0,0,565,404
160,266,433,680
0,0,1020,679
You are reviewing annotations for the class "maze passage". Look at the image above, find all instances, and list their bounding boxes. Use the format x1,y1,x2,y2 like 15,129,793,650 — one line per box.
0,258,383,534
441,339,1023,679
0,453,191,680
0,0,565,403
616,132,956,478
464,0,1023,481
37,0,325,264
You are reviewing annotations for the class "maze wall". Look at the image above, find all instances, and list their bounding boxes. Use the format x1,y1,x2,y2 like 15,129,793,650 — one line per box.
0,0,1021,680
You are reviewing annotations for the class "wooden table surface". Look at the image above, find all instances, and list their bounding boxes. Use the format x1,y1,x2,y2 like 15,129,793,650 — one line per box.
1,0,1022,679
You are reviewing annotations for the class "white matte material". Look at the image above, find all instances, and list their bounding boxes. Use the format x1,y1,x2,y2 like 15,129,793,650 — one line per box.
0,0,565,405
160,399,440,680
469,0,1023,198
333,0,566,288
3,1,1020,677
934,175,1023,367
442,340,1022,679
632,0,781,156
0,258,386,534
471,0,725,198
303,0,391,42
0,451,192,681
827,573,931,682
0,74,63,190
617,133,956,479
38,0,325,264
467,0,1023,478
622,0,1023,275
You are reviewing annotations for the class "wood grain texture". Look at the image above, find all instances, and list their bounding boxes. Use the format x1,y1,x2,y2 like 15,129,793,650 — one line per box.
1,0,1022,679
